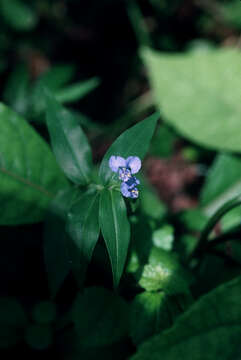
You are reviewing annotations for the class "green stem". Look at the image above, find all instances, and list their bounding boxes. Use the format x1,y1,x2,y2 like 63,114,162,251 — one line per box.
191,195,241,262
126,0,152,47
206,224,241,249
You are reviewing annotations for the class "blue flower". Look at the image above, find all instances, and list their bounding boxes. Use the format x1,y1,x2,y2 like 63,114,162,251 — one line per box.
109,156,141,174
121,182,139,199
109,155,141,199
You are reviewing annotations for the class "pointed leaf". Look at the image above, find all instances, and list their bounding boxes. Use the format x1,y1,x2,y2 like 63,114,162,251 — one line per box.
99,113,158,184
67,189,100,275
132,276,241,360
99,189,130,287
0,103,68,225
55,77,99,103
72,287,129,347
45,91,92,184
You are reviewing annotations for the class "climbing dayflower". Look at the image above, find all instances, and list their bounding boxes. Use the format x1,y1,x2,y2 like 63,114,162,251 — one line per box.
121,182,139,199
109,155,141,198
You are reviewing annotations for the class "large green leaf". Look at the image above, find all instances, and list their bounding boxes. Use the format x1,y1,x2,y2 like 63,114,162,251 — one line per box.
143,47,241,152
45,91,92,185
44,188,80,297
99,189,130,287
200,153,241,215
72,287,129,347
67,189,100,276
132,276,241,360
0,103,67,225
99,113,159,184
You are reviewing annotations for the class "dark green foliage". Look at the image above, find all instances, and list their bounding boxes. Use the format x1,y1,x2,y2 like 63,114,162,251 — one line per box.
72,287,129,347
0,0,240,358
132,277,241,360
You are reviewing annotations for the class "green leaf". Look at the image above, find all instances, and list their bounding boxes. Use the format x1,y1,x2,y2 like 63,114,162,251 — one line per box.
149,125,176,157
44,188,80,297
72,287,129,347
99,113,159,184
200,153,241,215
32,74,98,118
0,297,28,348
67,189,100,276
99,189,130,287
132,276,241,360
3,64,30,116
224,0,241,29
31,65,75,117
179,209,208,232
0,0,38,30
38,65,76,91
139,248,191,295
0,103,67,225
55,77,99,103
152,225,174,250
143,47,241,152
130,292,170,346
45,91,92,185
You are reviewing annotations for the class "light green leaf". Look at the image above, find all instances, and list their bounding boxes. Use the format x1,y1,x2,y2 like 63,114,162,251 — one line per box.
152,225,174,250
0,0,38,30
143,47,241,152
45,91,92,184
0,103,68,225
72,287,129,347
132,276,241,360
99,189,130,287
67,189,100,276
139,248,191,294
99,113,159,184
200,153,241,216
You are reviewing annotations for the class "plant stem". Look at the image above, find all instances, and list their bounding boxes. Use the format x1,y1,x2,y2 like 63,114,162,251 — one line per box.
190,195,241,264
206,224,241,249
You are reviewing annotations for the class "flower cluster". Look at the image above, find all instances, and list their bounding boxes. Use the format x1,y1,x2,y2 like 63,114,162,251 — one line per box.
109,156,141,198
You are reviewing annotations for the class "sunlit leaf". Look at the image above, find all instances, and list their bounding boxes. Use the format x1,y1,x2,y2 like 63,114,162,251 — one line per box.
143,47,241,152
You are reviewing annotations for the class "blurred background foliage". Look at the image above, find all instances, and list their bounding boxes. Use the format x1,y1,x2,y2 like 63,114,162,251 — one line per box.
0,0,240,358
